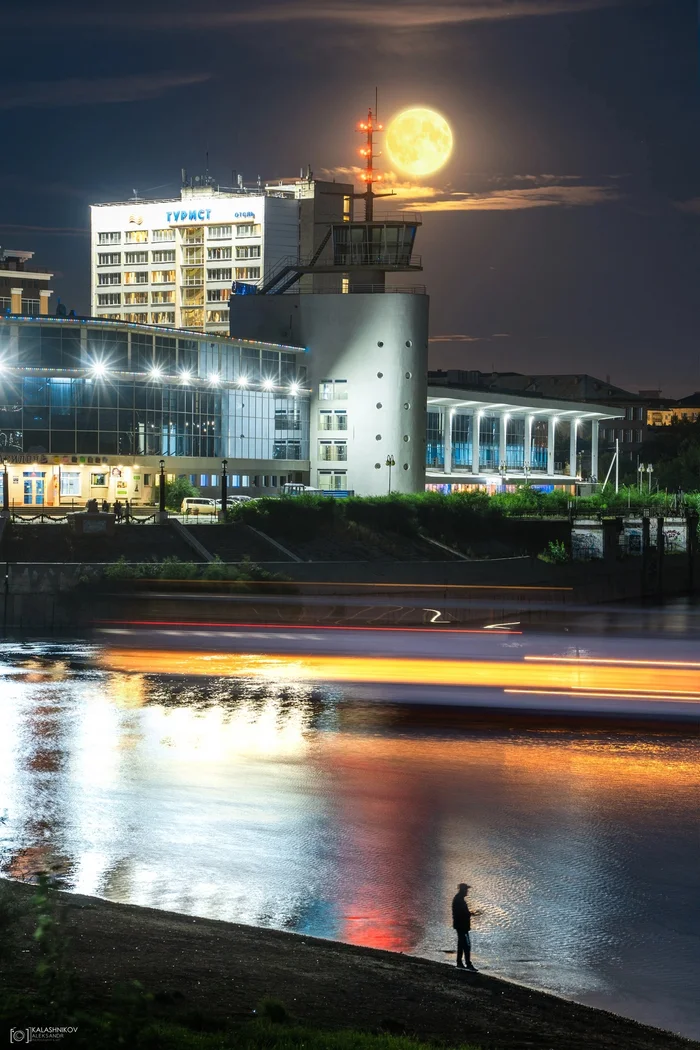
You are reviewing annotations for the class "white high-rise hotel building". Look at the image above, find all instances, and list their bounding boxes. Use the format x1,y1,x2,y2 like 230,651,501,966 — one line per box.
90,172,345,335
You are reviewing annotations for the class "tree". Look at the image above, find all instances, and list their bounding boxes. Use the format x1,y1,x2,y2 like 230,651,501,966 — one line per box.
165,475,200,511
639,420,700,491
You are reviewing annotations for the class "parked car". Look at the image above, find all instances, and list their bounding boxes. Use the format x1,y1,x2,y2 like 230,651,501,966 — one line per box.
213,495,254,508
180,497,217,515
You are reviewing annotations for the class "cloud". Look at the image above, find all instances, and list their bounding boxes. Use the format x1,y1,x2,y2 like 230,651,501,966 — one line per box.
413,183,620,210
0,224,88,236
4,0,638,32
322,167,621,211
0,72,211,111
429,333,511,342
676,198,700,214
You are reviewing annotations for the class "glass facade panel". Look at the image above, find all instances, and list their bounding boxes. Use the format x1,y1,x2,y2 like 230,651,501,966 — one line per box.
531,420,548,470
451,413,472,470
506,417,525,468
426,410,444,468
479,415,499,470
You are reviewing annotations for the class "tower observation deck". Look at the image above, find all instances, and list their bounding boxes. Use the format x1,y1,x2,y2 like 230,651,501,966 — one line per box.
255,107,422,296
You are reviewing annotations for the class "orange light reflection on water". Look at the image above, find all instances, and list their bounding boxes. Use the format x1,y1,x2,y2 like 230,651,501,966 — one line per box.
100,649,700,704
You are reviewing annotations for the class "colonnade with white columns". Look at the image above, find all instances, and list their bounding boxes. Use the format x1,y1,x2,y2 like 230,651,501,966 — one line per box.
426,400,605,482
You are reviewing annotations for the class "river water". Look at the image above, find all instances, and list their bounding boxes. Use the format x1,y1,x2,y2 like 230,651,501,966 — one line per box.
1,640,698,1039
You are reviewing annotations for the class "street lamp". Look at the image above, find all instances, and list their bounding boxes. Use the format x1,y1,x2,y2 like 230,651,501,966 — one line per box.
499,460,507,491
220,458,228,520
159,458,166,516
2,459,8,515
385,454,395,494
647,463,654,493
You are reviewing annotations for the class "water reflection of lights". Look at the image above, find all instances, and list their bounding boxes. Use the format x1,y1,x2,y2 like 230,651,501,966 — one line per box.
100,649,700,705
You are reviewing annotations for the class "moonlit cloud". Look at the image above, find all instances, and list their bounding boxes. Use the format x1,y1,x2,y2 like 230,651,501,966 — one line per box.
676,198,700,214
0,72,211,110
414,184,620,210
322,167,621,211
3,0,639,32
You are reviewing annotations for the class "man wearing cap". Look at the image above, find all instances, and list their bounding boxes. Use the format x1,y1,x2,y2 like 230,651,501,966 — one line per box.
452,882,477,971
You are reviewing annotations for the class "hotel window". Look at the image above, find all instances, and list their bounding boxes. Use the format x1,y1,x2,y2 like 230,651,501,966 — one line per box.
207,288,229,302
91,473,107,487
151,311,175,324
125,230,148,243
207,268,232,282
234,267,260,280
182,287,204,306
124,312,148,323
97,252,121,266
319,440,347,462
208,225,232,239
343,196,351,221
181,227,203,244
318,380,348,401
124,291,148,305
181,308,203,327
151,270,175,284
124,271,148,285
152,250,175,263
97,272,121,286
206,310,228,324
97,293,121,306
97,232,121,245
151,290,175,304
319,410,347,431
125,251,148,265
182,246,204,265
207,246,232,260
235,245,261,259
152,229,176,242
235,224,260,237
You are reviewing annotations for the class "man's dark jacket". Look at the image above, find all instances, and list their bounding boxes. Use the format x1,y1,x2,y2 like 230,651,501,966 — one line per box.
452,893,471,932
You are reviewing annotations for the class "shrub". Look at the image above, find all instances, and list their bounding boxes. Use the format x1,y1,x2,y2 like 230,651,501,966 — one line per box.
538,539,569,564
165,475,200,512
158,556,199,580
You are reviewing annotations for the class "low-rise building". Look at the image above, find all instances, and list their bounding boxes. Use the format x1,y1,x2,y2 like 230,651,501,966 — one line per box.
0,247,54,317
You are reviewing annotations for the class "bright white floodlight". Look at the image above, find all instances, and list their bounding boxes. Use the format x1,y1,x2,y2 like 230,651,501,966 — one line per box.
90,361,107,378
289,383,300,396
237,376,248,388
149,366,162,380
179,370,192,384
262,378,274,391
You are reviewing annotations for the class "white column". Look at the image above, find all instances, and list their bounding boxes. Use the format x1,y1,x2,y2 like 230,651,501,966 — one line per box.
472,411,480,474
524,416,532,471
569,419,578,477
444,408,452,475
499,413,508,470
591,419,599,482
547,416,556,476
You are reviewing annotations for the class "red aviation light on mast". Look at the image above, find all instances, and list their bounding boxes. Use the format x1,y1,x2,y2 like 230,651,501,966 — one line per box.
356,104,385,220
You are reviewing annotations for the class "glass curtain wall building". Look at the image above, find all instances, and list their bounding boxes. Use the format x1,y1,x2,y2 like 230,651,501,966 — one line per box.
0,317,309,508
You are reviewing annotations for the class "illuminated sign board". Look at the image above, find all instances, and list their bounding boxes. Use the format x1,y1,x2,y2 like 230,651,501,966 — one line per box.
165,209,257,222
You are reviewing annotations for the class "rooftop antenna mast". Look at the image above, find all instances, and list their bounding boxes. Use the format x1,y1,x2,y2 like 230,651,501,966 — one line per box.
356,89,394,221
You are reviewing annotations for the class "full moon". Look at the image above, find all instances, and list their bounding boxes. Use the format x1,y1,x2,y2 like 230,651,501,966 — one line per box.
385,107,453,177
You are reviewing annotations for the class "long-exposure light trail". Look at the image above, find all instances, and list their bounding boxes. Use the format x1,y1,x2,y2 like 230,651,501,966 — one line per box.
100,650,700,704
525,655,700,669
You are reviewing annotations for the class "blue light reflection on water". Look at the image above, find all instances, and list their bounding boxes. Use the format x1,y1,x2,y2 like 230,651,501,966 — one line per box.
0,641,698,1040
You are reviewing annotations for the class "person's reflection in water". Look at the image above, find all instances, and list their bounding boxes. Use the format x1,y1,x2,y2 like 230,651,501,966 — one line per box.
452,882,478,972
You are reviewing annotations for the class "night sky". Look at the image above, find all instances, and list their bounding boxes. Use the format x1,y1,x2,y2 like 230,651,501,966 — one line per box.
1,0,697,395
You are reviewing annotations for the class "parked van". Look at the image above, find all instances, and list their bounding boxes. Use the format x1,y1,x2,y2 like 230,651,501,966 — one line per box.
180,497,217,515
